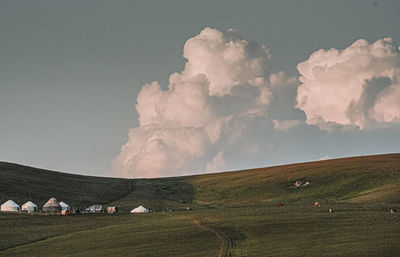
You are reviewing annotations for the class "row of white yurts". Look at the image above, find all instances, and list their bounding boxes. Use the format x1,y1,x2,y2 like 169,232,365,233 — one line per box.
1,198,70,213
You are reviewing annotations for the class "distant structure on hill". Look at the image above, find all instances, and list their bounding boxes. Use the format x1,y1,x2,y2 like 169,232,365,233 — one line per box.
59,201,70,211
1,200,20,212
59,201,70,215
42,197,62,214
22,201,37,212
86,205,103,213
293,178,311,188
107,206,118,214
131,206,149,213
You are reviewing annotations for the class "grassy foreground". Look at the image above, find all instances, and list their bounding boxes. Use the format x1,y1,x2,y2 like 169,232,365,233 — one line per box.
1,204,399,257
0,154,400,256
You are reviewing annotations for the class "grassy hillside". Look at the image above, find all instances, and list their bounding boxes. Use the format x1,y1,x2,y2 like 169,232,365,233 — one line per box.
1,154,400,256
0,162,198,210
189,153,400,207
1,153,400,210
0,162,132,208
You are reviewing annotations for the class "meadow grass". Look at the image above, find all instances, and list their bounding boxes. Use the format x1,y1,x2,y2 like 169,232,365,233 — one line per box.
1,204,399,256
1,154,400,256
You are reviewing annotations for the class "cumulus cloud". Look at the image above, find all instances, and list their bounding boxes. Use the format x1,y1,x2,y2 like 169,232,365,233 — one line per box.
113,27,279,178
183,28,272,97
273,119,302,132
206,151,226,172
369,83,400,123
297,38,400,129
113,28,400,178
319,155,331,161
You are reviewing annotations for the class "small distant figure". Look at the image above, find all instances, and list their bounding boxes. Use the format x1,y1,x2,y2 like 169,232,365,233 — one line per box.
186,207,191,211
72,207,79,214
390,208,397,214
313,202,320,207
293,179,311,188
277,202,284,207
329,208,334,213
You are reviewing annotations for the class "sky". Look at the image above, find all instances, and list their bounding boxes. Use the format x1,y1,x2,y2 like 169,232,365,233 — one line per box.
1,0,399,177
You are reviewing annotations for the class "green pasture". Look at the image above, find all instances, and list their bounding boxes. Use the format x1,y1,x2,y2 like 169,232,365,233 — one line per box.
1,154,400,256
1,204,399,257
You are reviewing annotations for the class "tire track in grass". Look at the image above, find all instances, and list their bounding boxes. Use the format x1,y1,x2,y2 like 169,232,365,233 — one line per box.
193,218,234,257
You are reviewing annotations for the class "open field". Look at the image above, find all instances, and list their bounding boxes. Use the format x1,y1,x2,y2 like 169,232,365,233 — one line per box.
1,154,400,256
1,204,399,257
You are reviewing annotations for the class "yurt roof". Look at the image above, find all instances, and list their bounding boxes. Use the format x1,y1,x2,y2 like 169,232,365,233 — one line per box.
1,200,19,207
22,201,37,207
43,197,61,207
59,201,69,207
131,205,149,213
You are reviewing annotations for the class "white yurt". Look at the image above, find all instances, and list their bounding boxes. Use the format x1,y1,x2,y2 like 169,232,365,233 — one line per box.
22,201,37,212
1,200,20,212
131,205,149,213
42,197,62,213
59,201,70,211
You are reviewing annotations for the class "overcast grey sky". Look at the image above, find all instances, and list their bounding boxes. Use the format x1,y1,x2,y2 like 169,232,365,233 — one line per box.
1,1,399,177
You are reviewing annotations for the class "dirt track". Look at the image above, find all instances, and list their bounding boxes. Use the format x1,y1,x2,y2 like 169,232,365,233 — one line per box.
193,219,235,257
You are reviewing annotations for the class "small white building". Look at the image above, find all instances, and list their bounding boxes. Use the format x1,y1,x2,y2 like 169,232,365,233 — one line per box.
22,201,37,212
86,205,102,213
1,200,20,212
59,201,70,211
131,206,149,213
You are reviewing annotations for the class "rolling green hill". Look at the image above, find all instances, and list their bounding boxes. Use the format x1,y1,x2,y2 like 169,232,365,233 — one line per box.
189,153,400,207
1,153,400,210
1,154,400,257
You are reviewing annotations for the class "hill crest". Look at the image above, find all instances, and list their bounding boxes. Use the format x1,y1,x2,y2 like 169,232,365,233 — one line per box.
1,153,399,209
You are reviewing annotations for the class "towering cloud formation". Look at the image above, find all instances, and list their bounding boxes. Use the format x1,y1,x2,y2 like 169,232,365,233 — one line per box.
297,38,400,129
114,28,400,178
113,28,281,178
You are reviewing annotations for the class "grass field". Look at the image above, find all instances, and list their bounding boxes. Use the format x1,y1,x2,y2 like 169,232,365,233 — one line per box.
1,154,400,256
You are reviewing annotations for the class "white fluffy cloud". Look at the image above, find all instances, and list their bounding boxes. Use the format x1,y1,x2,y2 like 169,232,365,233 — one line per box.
369,83,400,123
273,119,302,132
183,28,272,97
113,27,277,178
114,28,400,178
297,38,400,129
206,150,226,172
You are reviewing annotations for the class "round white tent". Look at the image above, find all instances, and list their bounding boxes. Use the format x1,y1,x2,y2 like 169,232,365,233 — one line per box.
131,206,149,213
1,200,20,212
42,197,62,213
59,201,70,211
22,201,37,212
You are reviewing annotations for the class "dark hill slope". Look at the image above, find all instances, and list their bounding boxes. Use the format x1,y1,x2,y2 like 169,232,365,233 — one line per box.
0,163,195,210
0,163,132,208
1,154,400,210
